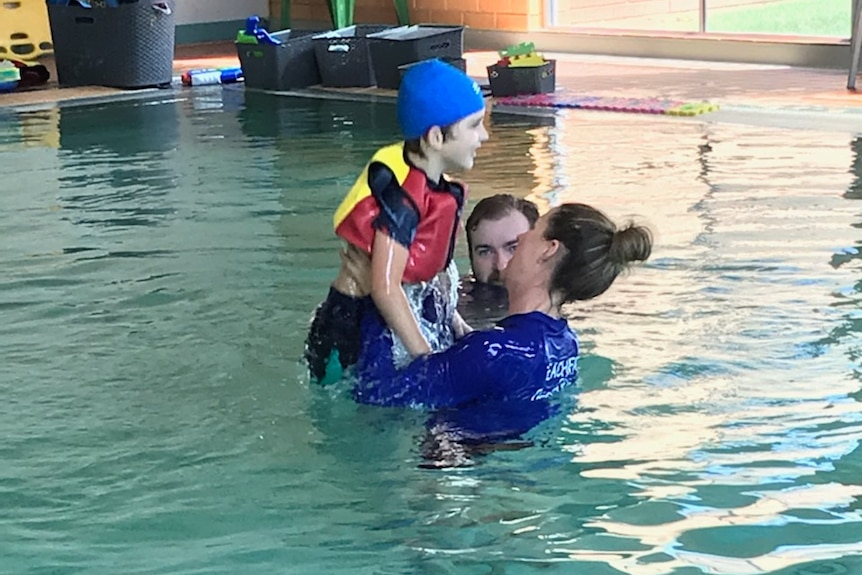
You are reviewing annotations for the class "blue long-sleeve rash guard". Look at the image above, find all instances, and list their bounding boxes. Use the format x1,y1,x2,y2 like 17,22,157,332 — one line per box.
352,311,580,412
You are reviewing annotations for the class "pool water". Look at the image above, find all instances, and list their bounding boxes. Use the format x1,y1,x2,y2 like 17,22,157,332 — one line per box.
2,86,862,575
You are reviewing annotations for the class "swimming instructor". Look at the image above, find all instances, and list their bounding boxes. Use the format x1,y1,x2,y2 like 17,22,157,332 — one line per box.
348,202,653,431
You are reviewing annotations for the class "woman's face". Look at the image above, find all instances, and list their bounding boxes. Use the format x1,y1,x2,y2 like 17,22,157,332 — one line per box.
502,210,552,291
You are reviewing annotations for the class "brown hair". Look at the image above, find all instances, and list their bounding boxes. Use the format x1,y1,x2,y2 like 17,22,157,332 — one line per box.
544,203,652,303
465,194,539,254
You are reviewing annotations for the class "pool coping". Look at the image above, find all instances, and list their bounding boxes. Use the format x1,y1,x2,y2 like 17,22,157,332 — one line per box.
6,79,862,135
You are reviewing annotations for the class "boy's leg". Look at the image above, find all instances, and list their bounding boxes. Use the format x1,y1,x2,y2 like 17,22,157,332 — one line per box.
304,287,365,384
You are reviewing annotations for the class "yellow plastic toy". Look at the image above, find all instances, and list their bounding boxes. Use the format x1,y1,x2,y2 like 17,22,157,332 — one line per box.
1,1,54,59
498,42,547,68
508,53,546,67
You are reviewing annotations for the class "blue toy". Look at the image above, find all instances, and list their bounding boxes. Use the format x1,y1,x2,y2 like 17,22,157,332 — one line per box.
236,15,281,46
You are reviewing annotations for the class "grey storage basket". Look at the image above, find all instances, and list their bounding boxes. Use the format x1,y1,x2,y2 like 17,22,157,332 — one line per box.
47,0,176,89
367,25,464,90
237,29,321,91
312,25,394,88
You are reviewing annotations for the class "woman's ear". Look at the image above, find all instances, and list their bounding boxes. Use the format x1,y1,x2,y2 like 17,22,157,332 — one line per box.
540,239,562,263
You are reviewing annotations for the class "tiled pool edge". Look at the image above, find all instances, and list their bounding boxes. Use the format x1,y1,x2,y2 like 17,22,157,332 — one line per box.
6,82,862,134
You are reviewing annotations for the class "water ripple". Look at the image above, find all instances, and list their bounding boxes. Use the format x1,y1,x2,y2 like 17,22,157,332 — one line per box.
1,92,862,574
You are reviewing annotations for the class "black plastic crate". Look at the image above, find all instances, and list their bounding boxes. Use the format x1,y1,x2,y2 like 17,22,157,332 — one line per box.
398,56,466,81
486,60,556,98
46,0,175,89
313,24,393,88
368,25,464,90
237,29,321,91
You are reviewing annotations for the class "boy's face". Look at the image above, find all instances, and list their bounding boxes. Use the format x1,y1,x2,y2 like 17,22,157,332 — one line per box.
438,108,489,172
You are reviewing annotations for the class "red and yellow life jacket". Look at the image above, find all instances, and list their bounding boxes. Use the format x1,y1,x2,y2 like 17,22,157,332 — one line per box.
333,143,465,284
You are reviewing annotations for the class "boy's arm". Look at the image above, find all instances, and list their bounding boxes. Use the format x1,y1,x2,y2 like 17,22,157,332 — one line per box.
370,230,432,357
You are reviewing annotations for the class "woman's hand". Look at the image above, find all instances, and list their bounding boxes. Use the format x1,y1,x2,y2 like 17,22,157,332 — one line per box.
333,244,372,297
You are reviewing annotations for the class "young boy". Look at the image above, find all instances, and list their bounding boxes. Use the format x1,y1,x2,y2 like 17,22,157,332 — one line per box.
305,59,488,384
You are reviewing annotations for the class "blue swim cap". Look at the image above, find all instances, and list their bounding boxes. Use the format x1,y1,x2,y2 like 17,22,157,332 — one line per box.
397,59,485,140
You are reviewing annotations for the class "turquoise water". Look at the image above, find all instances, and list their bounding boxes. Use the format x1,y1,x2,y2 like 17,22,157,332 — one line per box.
2,87,862,574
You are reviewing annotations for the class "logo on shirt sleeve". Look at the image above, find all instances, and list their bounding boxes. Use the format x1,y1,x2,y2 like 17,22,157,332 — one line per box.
531,357,578,401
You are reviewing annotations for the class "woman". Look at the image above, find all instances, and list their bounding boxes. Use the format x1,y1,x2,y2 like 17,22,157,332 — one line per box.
350,202,653,435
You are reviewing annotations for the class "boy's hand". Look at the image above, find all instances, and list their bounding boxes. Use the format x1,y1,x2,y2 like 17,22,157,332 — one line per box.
334,245,372,297
452,311,473,339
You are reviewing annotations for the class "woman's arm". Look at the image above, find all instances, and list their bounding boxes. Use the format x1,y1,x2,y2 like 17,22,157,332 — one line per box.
354,330,487,408
370,230,432,357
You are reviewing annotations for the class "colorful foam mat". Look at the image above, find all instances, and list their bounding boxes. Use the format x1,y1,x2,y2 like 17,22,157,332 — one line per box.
494,92,719,116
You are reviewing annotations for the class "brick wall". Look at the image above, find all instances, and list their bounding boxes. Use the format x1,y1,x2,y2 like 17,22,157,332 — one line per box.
270,0,783,31
269,0,541,31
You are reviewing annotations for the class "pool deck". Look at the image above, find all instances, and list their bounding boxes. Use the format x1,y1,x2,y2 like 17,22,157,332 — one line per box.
4,41,862,125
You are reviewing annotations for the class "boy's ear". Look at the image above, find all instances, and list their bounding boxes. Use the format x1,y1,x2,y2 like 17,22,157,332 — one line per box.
424,125,445,150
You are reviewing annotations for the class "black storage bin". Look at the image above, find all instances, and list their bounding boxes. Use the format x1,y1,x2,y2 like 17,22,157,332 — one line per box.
237,29,321,91
398,57,466,81
368,25,464,90
46,0,175,89
313,24,393,88
486,60,556,98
